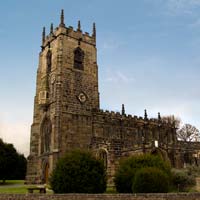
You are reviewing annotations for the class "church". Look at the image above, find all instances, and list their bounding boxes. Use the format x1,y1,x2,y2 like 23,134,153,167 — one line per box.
26,10,200,185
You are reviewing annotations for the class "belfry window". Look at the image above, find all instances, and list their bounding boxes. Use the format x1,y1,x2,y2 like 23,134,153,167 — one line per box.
74,47,84,70
46,50,52,73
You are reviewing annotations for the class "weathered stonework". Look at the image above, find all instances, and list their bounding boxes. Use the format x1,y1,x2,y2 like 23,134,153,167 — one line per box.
26,10,200,185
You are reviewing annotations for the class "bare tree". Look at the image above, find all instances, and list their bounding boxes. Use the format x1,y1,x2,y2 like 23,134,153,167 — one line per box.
177,124,200,142
161,115,181,129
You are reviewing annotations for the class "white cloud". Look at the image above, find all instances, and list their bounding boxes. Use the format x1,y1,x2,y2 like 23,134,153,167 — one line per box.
104,70,135,83
163,0,200,16
98,33,127,54
189,18,200,27
152,101,200,129
101,40,126,50
0,117,30,157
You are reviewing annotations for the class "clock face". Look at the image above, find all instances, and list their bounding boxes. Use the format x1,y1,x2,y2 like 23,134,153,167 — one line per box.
78,93,86,103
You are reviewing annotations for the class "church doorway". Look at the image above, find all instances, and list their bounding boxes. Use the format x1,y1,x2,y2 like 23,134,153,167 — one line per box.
44,163,49,183
98,149,108,169
151,148,162,157
151,148,171,164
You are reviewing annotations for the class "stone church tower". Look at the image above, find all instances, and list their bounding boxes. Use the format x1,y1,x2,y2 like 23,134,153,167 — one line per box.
26,10,200,185
26,10,99,183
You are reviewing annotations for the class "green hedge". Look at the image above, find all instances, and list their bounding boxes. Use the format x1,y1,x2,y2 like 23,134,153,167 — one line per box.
114,154,171,193
132,167,169,193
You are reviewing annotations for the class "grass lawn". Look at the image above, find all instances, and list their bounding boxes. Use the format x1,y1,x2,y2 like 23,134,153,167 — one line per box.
0,180,27,194
0,180,54,194
0,180,116,194
0,180,24,185
106,186,117,194
0,186,28,194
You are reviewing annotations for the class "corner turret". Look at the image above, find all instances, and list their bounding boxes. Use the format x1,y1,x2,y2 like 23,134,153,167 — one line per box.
59,9,65,27
42,27,45,45
50,23,54,35
77,20,81,32
122,104,125,115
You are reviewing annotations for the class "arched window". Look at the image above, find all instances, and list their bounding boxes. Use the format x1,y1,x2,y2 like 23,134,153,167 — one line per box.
74,47,84,70
46,50,52,73
41,117,52,153
99,149,108,169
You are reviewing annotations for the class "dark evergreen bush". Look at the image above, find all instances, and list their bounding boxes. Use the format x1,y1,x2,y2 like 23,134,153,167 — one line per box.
132,167,169,193
114,154,171,193
0,139,27,182
50,150,107,193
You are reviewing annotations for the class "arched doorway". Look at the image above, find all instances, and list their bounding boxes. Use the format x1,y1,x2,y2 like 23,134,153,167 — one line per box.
151,148,162,157
44,163,49,183
151,148,170,163
98,149,108,169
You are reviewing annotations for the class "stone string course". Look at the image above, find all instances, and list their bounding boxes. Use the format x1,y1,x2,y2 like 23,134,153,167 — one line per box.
1,194,200,200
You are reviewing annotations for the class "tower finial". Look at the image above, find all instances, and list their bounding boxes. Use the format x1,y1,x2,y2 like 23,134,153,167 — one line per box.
50,23,53,34
158,112,161,121
144,109,148,120
92,22,96,38
42,27,45,44
122,104,125,115
77,20,81,31
60,9,65,27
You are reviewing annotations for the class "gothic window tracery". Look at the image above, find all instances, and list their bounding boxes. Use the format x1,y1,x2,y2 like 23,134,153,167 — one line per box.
74,47,84,70
41,117,52,153
46,50,52,73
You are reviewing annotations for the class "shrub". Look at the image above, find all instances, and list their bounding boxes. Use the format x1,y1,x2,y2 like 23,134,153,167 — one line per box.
132,167,169,193
50,150,107,193
187,165,200,177
114,154,171,193
171,168,196,192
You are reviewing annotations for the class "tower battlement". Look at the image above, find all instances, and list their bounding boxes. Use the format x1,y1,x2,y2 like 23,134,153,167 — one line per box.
93,108,174,128
41,10,96,50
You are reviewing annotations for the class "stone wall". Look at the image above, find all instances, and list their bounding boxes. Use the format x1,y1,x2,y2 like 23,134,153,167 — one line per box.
90,108,178,185
1,193,200,200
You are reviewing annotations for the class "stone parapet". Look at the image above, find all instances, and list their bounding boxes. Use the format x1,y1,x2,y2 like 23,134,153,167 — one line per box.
42,25,96,49
92,108,174,128
1,193,200,200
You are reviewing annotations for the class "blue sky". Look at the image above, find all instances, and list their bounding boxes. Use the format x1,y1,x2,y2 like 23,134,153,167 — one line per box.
0,0,200,155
